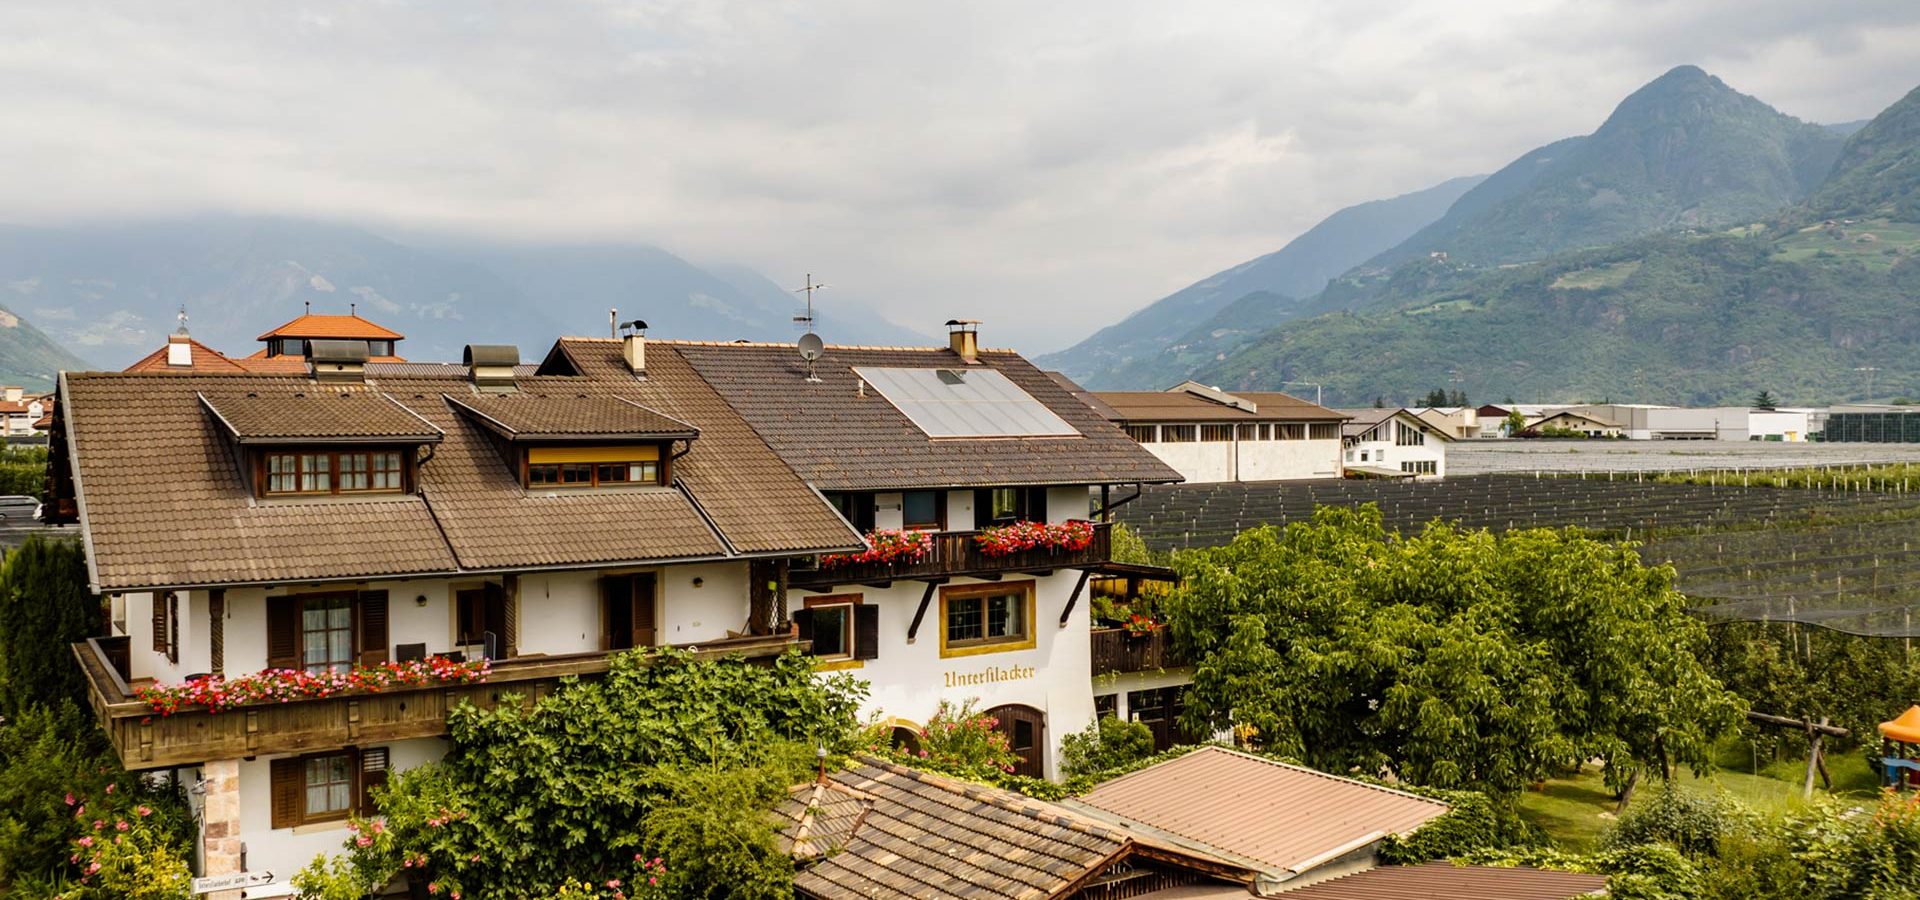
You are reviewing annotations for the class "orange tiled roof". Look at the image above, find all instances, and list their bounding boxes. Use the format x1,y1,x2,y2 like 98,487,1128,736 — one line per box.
255,314,404,341
123,339,251,374
237,352,405,372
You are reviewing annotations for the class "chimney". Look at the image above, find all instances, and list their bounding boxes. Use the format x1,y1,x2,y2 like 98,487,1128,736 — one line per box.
306,339,370,383
464,344,520,392
166,333,193,368
619,319,648,378
945,319,980,364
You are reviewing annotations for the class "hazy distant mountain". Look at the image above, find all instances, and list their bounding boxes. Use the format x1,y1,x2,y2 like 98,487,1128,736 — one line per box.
1361,66,1847,269
0,303,92,390
1180,79,1920,407
0,217,919,368
1038,174,1484,382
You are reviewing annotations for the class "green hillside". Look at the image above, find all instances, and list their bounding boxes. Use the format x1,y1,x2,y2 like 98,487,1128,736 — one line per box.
1364,66,1845,270
0,303,92,391
1184,82,1920,407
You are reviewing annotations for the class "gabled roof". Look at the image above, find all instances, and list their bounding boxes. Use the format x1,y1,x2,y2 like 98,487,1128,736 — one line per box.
1070,746,1450,881
1334,408,1456,442
786,757,1249,899
1095,387,1348,423
445,394,697,442
199,391,444,445
123,338,251,374
256,313,404,341
57,340,864,591
673,341,1181,491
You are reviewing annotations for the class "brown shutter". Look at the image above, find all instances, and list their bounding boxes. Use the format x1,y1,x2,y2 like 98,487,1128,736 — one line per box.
631,575,657,648
359,747,389,815
974,489,994,529
266,596,300,671
269,758,302,829
854,604,880,661
357,591,390,666
502,574,519,658
209,589,225,676
1026,487,1048,523
151,592,168,653
167,593,180,664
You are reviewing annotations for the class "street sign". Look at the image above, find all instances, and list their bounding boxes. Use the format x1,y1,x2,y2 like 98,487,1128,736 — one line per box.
192,871,275,894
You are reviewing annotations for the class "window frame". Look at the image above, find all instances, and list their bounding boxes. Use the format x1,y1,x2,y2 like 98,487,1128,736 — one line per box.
302,751,356,823
523,452,666,490
939,580,1037,658
803,596,857,662
299,593,356,675
1160,424,1197,443
900,490,946,531
259,447,411,498
1124,424,1157,443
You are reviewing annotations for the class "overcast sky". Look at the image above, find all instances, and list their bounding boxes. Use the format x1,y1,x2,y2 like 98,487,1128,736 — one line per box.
3,2,1919,352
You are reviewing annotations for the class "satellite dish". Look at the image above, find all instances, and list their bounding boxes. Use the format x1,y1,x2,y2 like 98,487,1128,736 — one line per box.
797,332,824,362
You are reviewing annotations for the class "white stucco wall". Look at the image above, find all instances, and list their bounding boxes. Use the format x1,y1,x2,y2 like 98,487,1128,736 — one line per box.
1143,438,1339,483
807,570,1095,780
1344,438,1448,478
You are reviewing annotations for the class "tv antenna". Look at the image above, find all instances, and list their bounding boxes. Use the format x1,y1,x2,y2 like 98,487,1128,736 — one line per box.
792,273,827,332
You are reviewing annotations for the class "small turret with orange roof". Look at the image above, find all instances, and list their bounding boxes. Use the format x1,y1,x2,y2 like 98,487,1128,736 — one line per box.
249,301,406,365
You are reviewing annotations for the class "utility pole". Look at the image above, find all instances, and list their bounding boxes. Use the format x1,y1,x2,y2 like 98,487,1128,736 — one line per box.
1856,366,1881,402
1281,380,1324,406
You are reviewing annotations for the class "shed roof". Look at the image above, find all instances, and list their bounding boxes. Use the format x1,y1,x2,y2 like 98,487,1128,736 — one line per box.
1272,862,1606,900
1072,746,1449,879
1095,389,1347,423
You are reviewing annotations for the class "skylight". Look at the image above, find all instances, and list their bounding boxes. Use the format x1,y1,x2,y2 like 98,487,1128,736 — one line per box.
854,367,1080,438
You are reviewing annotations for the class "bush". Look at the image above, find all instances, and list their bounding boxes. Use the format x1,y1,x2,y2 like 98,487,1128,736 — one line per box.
1377,786,1544,863
910,699,1021,777
1603,785,1753,858
0,445,46,496
1060,715,1155,778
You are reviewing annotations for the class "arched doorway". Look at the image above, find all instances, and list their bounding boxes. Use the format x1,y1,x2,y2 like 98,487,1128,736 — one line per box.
985,704,1046,778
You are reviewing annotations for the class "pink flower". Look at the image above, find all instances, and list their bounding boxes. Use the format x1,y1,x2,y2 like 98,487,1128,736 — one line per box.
104,784,114,794
64,793,75,806
137,805,152,817
427,882,439,894
115,820,128,832
607,879,621,889
77,836,94,847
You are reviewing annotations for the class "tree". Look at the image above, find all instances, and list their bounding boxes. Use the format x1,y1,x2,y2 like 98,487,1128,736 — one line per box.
1752,390,1778,410
1060,715,1156,778
1503,409,1528,436
295,648,867,900
1373,396,1386,409
1423,387,1450,407
0,537,99,715
1166,506,1743,797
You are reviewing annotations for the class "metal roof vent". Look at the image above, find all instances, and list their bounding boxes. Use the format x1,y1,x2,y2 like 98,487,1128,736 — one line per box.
306,339,370,383
464,344,521,393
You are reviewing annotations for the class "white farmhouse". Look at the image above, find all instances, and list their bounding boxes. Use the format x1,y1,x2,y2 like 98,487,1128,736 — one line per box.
1091,382,1347,483
1336,408,1453,478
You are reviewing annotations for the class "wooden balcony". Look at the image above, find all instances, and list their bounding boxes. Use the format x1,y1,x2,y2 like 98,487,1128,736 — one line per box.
1090,626,1186,676
72,633,800,771
791,521,1113,589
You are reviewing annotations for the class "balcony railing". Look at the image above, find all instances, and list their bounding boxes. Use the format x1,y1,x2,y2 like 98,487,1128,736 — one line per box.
1090,626,1186,676
792,521,1112,589
72,633,800,770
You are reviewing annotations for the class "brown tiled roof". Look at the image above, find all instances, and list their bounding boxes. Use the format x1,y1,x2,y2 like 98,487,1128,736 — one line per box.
199,391,444,445
1096,390,1348,423
1072,747,1450,878
790,758,1179,899
675,342,1182,491
446,393,697,441
255,314,404,341
774,779,875,861
59,341,863,590
123,338,251,374
1274,863,1606,900
240,351,407,369
61,374,459,589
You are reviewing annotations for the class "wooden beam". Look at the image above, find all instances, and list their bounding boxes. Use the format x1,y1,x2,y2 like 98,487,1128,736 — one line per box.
1748,710,1850,738
906,580,945,644
1060,570,1092,627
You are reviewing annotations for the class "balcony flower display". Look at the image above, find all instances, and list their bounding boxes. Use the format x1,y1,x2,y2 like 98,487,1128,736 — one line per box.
819,527,934,568
134,656,492,716
1122,611,1161,635
974,519,1096,557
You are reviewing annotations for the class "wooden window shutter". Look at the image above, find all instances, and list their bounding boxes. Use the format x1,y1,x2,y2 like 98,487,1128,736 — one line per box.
269,758,302,829
854,604,880,661
167,593,180,664
151,592,168,653
266,596,300,671
359,747,390,815
209,589,225,676
791,608,815,644
502,574,519,658
973,489,994,529
631,576,657,648
357,591,390,666
1026,487,1049,523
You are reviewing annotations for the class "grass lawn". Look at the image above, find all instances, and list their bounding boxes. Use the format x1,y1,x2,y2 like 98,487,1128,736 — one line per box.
1518,746,1884,851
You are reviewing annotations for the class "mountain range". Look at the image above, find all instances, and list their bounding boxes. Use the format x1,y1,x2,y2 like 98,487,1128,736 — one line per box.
1050,66,1917,405
0,218,922,388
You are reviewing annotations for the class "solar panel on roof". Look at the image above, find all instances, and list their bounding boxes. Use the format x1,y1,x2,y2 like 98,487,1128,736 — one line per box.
854,367,1081,438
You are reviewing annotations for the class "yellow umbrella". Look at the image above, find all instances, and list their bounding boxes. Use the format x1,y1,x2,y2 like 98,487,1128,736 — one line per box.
1880,706,1920,743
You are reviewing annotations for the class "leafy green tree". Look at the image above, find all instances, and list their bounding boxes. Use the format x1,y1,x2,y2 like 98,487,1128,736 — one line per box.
295,648,866,900
1503,409,1528,435
0,537,99,716
1166,506,1743,797
1752,390,1778,409
1060,715,1156,778
1423,387,1450,407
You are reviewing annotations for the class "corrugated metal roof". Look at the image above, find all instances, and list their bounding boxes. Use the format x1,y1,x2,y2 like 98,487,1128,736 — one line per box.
1073,747,1450,877
1097,390,1348,423
1273,862,1606,900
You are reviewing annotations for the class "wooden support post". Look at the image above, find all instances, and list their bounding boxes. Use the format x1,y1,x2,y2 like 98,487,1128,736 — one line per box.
1804,717,1826,800
1059,570,1092,628
905,580,944,644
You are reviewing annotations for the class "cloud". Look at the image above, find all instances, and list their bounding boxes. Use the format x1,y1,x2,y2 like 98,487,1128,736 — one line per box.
0,0,1916,351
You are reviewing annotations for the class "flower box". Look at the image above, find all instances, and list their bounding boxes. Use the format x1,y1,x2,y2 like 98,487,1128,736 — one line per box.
134,657,492,716
974,519,1097,557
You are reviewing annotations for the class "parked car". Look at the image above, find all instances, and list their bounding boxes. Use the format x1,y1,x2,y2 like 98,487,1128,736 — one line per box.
0,495,40,519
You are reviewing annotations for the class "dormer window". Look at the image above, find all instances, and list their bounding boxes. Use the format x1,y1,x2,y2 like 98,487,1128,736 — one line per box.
444,393,697,492
264,450,406,495
523,449,665,489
